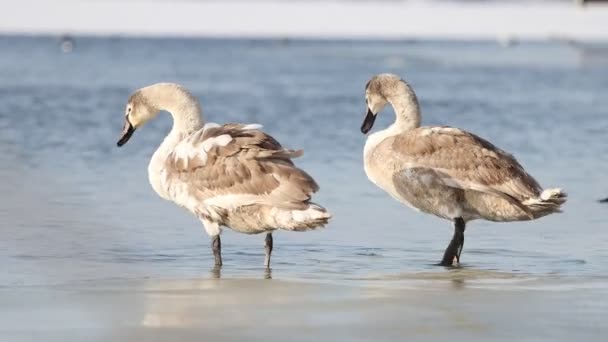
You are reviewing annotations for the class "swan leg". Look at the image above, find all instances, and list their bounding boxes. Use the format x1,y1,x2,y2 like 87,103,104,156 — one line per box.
211,235,222,266
264,233,273,268
440,218,466,266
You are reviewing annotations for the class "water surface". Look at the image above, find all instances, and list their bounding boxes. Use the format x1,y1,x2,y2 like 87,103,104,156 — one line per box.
0,36,607,340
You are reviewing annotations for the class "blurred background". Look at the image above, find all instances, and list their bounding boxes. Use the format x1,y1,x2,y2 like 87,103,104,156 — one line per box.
0,1,607,341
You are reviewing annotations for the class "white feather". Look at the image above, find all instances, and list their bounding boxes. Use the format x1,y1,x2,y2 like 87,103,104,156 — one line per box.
202,134,233,152
202,122,220,131
242,123,263,130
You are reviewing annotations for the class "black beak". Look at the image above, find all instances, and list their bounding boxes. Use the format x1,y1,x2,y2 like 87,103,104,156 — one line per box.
360,108,376,134
117,117,135,147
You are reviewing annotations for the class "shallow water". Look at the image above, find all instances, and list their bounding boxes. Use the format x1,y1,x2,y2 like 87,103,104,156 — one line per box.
0,36,607,340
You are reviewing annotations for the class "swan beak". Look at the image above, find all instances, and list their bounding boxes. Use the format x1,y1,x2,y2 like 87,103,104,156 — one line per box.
117,117,135,147
360,108,376,134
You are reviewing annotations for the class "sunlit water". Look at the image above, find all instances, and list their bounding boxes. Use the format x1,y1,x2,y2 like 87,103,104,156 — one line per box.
0,36,607,289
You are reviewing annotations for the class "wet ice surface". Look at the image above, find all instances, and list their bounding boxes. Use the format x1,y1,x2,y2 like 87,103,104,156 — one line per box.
2,275,608,342
0,36,607,340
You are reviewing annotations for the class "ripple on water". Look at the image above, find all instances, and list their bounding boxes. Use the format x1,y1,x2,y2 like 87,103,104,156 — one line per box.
1,37,607,287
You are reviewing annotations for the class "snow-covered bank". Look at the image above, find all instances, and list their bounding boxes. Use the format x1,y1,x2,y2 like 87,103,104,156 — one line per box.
1,1,607,41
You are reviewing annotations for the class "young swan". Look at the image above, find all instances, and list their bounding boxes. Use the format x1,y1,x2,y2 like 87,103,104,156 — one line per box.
361,73,566,266
117,83,330,267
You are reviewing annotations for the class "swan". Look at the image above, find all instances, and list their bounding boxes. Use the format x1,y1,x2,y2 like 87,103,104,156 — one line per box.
116,83,330,267
360,74,566,266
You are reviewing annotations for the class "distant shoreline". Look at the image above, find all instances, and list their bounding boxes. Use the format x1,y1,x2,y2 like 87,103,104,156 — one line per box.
1,1,607,42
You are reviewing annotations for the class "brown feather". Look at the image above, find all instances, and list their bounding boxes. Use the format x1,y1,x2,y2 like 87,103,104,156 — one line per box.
164,124,319,210
387,127,542,202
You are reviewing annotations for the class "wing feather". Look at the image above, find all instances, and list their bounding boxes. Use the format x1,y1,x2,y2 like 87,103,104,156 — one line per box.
387,127,542,203
164,123,318,214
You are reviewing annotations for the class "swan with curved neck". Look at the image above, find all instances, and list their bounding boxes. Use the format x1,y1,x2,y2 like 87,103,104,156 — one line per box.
117,84,205,200
117,83,330,267
360,73,566,266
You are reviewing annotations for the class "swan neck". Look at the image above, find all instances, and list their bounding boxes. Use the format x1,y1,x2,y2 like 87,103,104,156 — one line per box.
165,102,203,134
387,92,421,132
143,83,204,133
152,90,202,163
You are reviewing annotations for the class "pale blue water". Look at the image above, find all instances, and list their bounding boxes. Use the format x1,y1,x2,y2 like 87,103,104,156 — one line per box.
0,36,607,288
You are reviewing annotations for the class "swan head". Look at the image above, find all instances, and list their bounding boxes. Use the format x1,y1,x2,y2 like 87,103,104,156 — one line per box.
116,88,160,147
117,83,202,147
361,73,411,134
